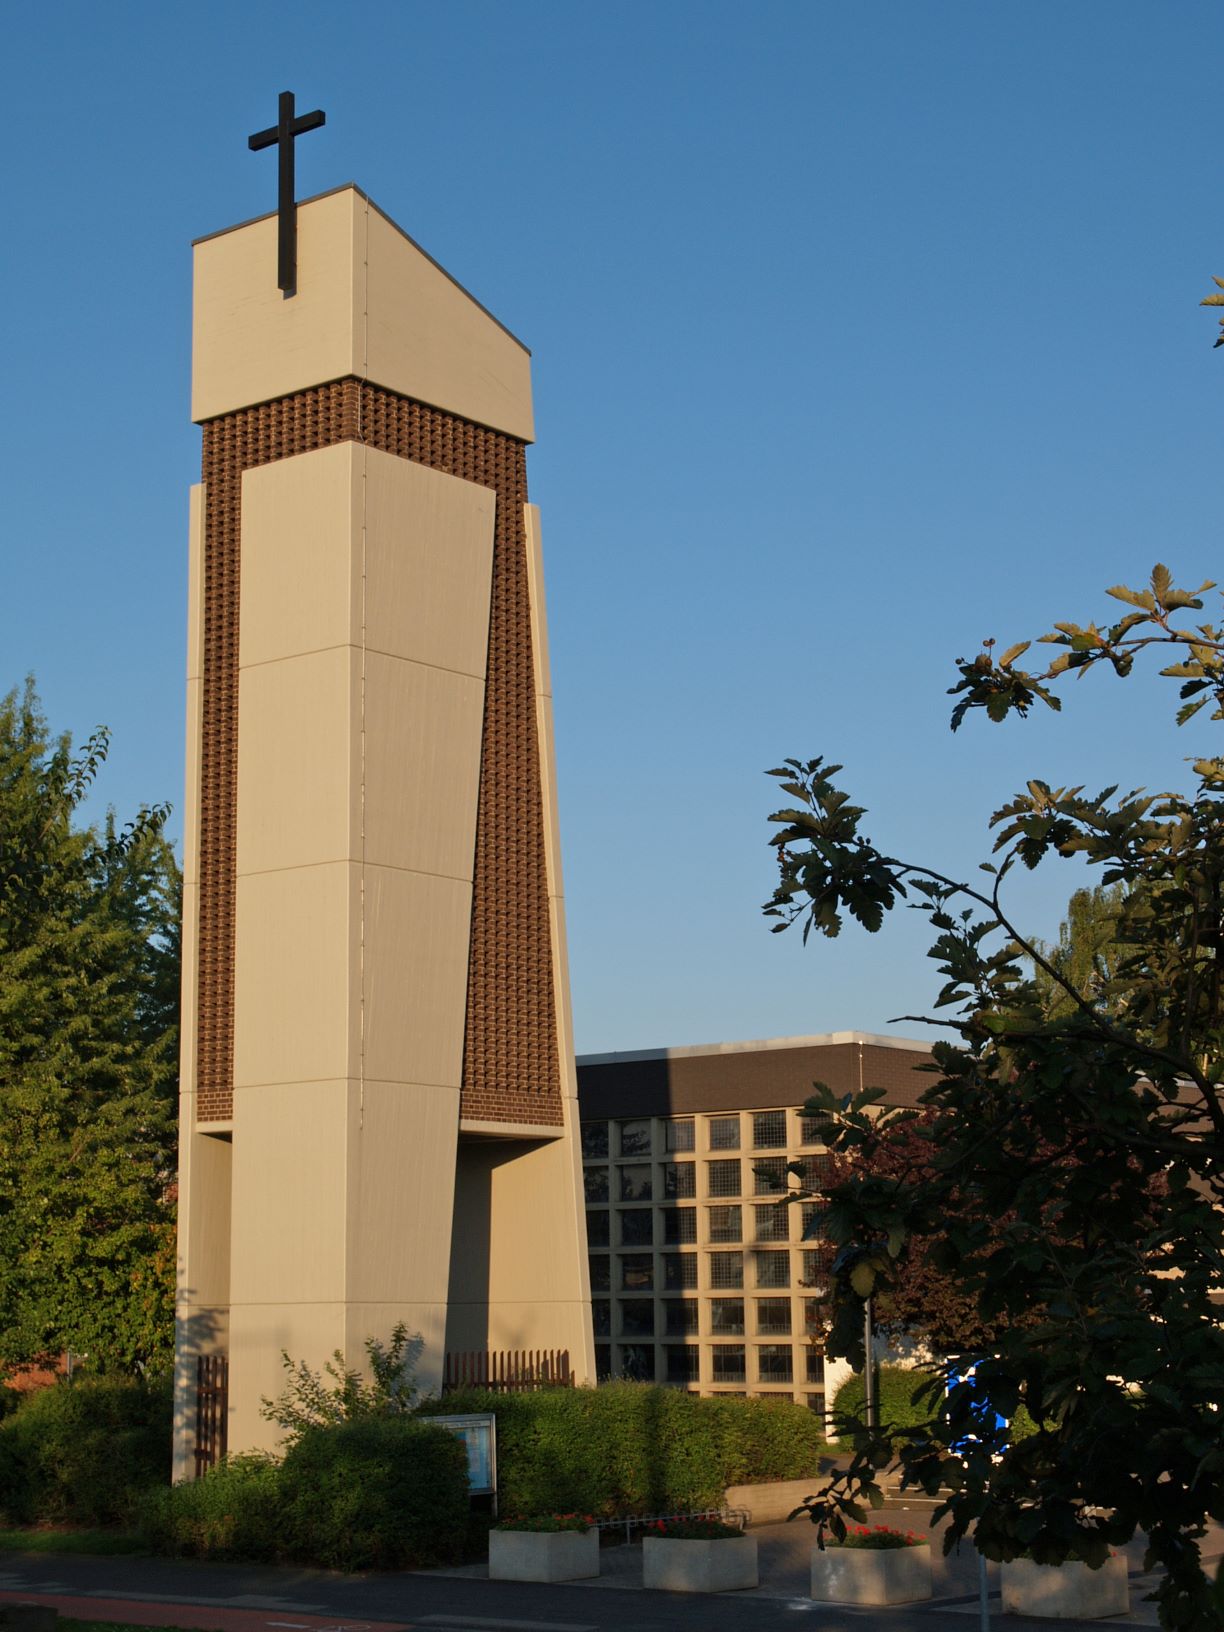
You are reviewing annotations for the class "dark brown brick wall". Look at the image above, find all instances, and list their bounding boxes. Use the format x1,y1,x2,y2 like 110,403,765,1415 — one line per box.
576,1040,936,1122
196,378,562,1127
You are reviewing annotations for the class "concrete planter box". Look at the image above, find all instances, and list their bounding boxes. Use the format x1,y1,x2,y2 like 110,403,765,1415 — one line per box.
642,1534,758,1592
1001,1556,1129,1619
488,1527,599,1582
810,1542,933,1604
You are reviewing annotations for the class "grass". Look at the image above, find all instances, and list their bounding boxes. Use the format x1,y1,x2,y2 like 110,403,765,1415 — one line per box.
0,1528,146,1556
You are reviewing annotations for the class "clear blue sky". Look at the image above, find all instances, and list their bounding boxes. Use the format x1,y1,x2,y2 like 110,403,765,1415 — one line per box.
3,1,1221,1054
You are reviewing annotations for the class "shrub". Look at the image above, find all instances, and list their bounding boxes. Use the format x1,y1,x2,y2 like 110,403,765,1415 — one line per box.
425,1384,827,1516
0,1375,171,1526
141,1454,282,1562
278,1417,470,1570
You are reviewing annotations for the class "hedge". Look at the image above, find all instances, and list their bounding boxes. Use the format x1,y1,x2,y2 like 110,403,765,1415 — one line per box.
831,1365,1038,1444
425,1383,828,1515
143,1419,469,1570
0,1375,171,1526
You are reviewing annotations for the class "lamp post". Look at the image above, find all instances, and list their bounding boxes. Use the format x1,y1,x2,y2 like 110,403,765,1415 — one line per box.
863,1295,878,1431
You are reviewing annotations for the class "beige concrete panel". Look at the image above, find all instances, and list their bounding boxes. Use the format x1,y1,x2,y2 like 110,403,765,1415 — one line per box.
362,651,484,879
240,443,358,670
179,880,198,1094
342,1304,447,1401
361,865,472,1091
178,1128,232,1310
186,485,206,682
236,647,354,876
172,1305,230,1480
232,863,355,1089
362,446,496,678
192,190,359,423
345,1079,460,1306
228,1300,347,1458
363,201,534,442
230,1081,349,1304
183,487,205,889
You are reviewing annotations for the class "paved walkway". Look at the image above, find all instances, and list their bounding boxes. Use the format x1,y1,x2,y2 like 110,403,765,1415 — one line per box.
0,1503,1214,1632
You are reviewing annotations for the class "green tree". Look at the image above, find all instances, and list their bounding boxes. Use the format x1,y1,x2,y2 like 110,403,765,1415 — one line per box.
765,567,1224,1631
1030,882,1129,1019
0,680,179,1374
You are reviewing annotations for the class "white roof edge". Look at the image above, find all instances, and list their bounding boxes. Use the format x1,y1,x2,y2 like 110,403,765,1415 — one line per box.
576,1030,934,1068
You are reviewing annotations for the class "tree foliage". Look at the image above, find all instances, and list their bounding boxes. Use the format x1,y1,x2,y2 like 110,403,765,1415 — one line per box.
260,1323,423,1444
0,680,179,1374
765,567,1224,1631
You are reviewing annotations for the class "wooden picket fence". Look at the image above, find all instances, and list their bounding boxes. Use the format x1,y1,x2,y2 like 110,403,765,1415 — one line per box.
443,1348,573,1393
194,1353,229,1478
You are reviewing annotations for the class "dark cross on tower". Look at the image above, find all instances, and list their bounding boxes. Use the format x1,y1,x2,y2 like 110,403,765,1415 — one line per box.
248,91,326,296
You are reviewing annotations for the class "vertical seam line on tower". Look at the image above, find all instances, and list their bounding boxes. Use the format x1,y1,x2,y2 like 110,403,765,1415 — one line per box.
358,196,370,1132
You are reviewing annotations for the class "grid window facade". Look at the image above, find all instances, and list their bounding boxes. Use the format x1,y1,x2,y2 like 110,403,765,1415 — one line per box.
664,1252,699,1290
805,1392,825,1413
806,1351,826,1384
581,1122,609,1160
793,1153,833,1189
801,1250,830,1289
754,1202,789,1242
620,1209,653,1246
708,1116,741,1149
753,1110,787,1148
620,1299,654,1337
709,1250,744,1289
801,1202,823,1239
588,1255,610,1292
665,1345,701,1385
710,1297,745,1335
758,1344,794,1384
708,1204,742,1242
619,1164,652,1202
664,1299,699,1336
707,1159,741,1197
592,1299,611,1337
595,1345,612,1382
804,1298,829,1334
620,1344,654,1381
799,1114,829,1146
753,1156,788,1195
712,1344,746,1383
584,1167,609,1203
662,1207,698,1244
619,1119,652,1157
621,1253,653,1291
755,1297,792,1335
587,1209,610,1247
755,1250,790,1288
663,1163,696,1199
664,1119,695,1151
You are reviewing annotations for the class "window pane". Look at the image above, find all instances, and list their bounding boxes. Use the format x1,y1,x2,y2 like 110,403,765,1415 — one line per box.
754,1156,788,1195
662,1207,697,1244
804,1297,830,1335
619,1119,652,1158
620,1298,654,1337
711,1344,746,1383
801,1202,823,1239
588,1255,610,1292
710,1297,745,1335
708,1116,740,1150
757,1344,794,1383
755,1250,790,1288
664,1299,699,1336
754,1202,789,1242
581,1122,609,1160
806,1351,826,1384
708,1204,742,1243
793,1153,834,1190
664,1253,698,1290
806,1391,825,1413
621,1253,653,1291
619,1164,652,1202
709,1250,744,1289
663,1163,696,1199
595,1344,612,1382
587,1209,610,1247
799,1114,829,1147
756,1297,792,1335
620,1209,653,1246
584,1166,609,1203
665,1345,700,1385
801,1249,832,1291
707,1159,741,1197
620,1343,654,1381
592,1299,611,1337
664,1119,695,1152
753,1111,787,1149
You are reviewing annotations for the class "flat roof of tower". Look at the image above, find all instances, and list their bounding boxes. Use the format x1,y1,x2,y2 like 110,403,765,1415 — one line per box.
576,1030,933,1067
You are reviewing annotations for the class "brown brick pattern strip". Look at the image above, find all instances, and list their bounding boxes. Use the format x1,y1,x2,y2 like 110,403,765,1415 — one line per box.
196,378,562,1127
